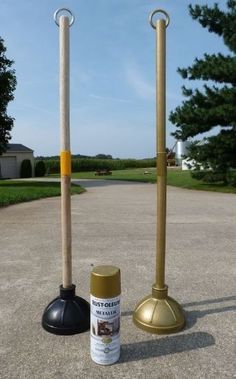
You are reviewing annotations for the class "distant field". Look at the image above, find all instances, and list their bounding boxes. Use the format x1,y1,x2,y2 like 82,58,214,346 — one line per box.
0,181,85,207
50,168,236,193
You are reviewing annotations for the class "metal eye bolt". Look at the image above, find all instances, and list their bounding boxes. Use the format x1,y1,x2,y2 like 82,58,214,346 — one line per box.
149,9,170,29
54,8,75,27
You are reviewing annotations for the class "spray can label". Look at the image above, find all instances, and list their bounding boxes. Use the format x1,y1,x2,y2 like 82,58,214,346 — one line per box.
90,295,120,365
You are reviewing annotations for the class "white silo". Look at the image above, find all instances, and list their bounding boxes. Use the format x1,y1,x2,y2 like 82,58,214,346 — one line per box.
175,140,190,166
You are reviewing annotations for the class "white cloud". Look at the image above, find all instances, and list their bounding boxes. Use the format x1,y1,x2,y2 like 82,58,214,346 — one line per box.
124,60,182,105
89,94,133,104
10,103,56,116
124,61,155,100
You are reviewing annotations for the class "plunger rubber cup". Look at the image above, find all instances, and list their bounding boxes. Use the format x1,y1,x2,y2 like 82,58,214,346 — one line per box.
42,284,90,335
133,285,185,334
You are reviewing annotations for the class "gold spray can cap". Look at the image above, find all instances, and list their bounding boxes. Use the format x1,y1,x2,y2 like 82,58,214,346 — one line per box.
90,265,121,298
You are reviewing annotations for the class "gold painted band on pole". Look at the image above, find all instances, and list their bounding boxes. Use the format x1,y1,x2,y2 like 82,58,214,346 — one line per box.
157,153,167,177
133,9,185,334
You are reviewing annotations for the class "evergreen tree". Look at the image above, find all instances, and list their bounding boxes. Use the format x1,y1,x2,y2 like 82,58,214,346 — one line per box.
0,37,16,154
169,1,236,184
20,159,32,178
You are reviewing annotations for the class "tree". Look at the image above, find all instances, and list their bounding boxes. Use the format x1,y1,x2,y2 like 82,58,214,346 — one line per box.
20,159,32,178
35,160,46,177
0,37,16,155
95,154,113,160
169,1,236,184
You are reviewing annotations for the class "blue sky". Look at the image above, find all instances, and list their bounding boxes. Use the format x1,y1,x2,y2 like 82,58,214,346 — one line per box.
0,0,229,158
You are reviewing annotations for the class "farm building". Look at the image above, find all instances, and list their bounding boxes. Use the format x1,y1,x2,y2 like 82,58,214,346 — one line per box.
0,144,34,179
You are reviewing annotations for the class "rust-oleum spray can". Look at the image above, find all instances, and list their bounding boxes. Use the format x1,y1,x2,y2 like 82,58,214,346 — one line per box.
90,265,121,365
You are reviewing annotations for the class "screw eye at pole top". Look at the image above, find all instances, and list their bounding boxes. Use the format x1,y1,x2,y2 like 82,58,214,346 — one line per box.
149,9,170,29
54,8,75,27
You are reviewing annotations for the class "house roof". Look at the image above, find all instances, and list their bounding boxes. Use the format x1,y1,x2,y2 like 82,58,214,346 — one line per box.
6,144,34,153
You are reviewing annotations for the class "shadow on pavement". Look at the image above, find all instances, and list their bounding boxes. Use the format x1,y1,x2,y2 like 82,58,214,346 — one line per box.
119,332,215,363
73,180,146,188
185,306,236,329
183,295,236,308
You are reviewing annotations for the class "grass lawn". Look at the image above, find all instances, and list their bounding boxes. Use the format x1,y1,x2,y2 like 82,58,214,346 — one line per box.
50,167,236,193
0,181,85,207
166,170,236,193
50,168,157,182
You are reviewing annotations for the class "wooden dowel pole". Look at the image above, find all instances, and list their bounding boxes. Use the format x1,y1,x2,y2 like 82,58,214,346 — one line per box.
59,16,72,288
156,19,167,289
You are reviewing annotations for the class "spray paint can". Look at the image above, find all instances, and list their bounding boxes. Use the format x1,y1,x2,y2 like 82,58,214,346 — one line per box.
90,265,121,365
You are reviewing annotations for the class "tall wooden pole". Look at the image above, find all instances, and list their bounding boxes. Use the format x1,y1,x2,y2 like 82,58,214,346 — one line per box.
133,9,185,334
59,15,72,288
42,9,90,335
156,19,167,289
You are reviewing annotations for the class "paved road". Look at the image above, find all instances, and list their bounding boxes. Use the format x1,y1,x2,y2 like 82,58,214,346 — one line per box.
0,181,235,378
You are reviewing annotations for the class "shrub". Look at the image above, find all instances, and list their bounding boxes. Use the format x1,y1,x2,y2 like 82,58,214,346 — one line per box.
203,172,226,183
20,159,32,178
228,173,236,187
191,170,206,180
192,169,228,183
35,160,46,177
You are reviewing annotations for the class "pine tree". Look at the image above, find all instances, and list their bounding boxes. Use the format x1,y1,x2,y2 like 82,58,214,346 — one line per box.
0,37,16,155
169,0,236,185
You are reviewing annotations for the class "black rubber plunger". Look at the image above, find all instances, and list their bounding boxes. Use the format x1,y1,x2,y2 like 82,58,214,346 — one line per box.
42,284,90,335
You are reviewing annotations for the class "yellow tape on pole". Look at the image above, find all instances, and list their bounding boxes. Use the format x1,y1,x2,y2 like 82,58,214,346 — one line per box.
60,151,71,176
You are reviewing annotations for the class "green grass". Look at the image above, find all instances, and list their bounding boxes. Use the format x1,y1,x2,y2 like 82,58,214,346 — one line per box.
0,181,85,207
166,170,236,193
50,168,157,182
50,167,236,193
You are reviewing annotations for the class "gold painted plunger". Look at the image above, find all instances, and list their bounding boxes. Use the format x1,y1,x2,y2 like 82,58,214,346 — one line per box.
133,9,185,334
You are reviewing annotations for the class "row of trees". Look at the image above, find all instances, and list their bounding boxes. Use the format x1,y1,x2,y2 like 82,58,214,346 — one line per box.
1,1,235,185
36,153,113,160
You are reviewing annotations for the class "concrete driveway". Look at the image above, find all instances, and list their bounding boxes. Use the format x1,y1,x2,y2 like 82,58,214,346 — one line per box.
0,181,235,378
